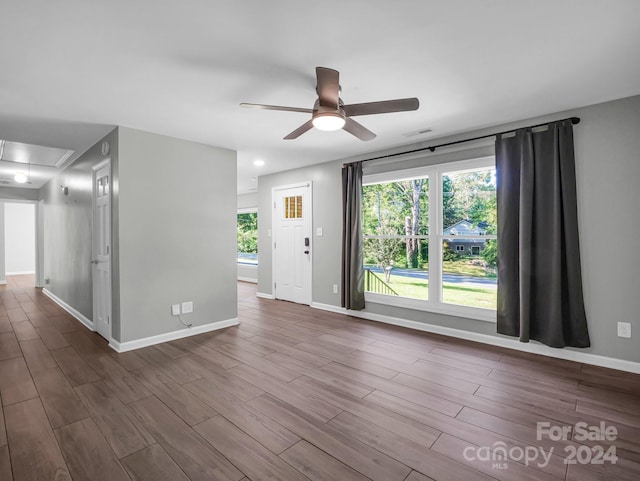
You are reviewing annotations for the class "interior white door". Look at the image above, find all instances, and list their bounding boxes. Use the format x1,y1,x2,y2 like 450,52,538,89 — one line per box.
92,161,112,340
273,183,312,304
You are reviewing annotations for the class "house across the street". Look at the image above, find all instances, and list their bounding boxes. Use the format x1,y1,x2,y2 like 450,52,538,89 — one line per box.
443,220,489,255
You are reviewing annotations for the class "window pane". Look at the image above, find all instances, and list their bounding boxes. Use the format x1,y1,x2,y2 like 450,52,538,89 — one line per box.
284,195,303,219
364,238,428,300
443,168,496,235
363,178,429,237
237,212,258,265
441,239,497,309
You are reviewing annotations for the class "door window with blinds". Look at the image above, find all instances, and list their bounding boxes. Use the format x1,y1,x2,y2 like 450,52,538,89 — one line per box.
283,195,303,219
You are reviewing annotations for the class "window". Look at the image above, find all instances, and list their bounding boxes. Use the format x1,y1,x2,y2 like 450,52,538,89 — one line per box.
237,209,258,266
362,176,429,301
362,157,497,321
283,195,303,219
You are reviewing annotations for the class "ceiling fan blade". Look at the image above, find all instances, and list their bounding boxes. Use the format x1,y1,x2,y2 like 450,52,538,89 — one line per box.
316,67,340,109
240,103,313,114
343,118,376,141
343,97,419,117
284,120,314,140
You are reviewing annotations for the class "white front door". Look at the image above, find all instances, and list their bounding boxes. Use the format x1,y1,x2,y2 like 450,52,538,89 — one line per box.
92,160,112,340
273,183,312,305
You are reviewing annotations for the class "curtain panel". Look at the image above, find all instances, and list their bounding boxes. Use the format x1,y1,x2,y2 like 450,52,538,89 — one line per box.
495,120,590,348
341,161,365,310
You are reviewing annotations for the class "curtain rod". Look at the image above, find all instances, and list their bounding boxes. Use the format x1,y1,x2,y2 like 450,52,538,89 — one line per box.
348,116,581,165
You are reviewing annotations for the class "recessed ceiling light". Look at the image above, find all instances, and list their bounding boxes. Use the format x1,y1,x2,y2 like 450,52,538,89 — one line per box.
253,159,265,167
14,172,28,183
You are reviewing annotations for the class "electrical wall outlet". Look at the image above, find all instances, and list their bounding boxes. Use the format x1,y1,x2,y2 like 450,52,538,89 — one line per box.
332,284,338,294
617,322,631,339
182,301,194,314
171,304,180,316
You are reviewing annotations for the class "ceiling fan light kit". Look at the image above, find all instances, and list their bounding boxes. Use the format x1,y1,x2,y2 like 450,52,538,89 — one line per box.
241,67,419,141
14,172,28,183
312,108,346,131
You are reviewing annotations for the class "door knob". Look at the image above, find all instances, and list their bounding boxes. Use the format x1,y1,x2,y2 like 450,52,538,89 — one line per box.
304,250,310,254
91,260,99,264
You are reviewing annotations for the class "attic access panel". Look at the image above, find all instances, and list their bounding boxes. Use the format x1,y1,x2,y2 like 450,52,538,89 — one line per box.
0,140,74,167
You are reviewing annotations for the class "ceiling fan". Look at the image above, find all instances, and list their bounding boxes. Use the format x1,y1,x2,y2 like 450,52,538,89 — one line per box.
240,67,419,141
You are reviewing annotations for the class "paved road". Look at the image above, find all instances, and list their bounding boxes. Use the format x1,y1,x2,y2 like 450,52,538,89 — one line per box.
366,265,497,288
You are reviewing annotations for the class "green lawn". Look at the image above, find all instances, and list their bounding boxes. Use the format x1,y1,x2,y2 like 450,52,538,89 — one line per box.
376,272,497,310
442,282,496,310
392,259,496,278
442,259,496,278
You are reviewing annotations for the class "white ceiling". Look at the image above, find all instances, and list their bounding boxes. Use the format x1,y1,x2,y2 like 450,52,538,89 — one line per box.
1,1,639,193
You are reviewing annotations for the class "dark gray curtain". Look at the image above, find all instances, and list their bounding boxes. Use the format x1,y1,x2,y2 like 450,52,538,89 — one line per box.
341,161,365,310
495,119,590,348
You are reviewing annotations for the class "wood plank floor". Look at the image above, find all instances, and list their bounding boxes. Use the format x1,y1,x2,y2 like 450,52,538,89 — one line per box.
1,274,639,480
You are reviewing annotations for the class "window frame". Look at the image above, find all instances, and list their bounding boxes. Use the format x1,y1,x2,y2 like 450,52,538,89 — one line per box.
363,156,496,322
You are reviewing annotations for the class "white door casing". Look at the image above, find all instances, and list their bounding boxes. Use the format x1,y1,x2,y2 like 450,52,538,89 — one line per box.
92,160,112,340
272,182,312,305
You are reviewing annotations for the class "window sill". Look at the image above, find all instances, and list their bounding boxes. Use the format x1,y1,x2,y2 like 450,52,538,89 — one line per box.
364,292,496,323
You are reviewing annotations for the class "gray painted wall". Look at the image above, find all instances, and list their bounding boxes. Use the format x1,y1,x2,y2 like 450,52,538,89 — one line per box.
0,186,39,202
117,127,237,343
237,192,258,209
257,94,640,363
40,128,119,323
258,163,343,306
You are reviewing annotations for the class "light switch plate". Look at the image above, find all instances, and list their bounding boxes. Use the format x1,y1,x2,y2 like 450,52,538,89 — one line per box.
316,227,323,236
171,304,180,316
182,301,194,314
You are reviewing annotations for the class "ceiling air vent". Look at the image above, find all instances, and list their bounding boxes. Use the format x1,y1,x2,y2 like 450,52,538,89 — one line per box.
403,127,433,138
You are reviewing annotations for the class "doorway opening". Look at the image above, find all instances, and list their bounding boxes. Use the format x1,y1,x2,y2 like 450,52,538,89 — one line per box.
1,201,36,288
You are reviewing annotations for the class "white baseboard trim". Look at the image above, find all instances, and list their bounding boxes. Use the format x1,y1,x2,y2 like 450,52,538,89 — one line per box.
310,302,348,315
109,318,239,353
0,280,6,285
43,288,95,331
311,302,640,374
256,292,275,300
238,276,258,284
5,271,36,275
